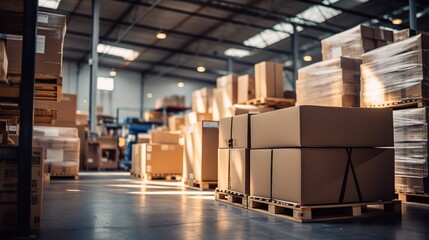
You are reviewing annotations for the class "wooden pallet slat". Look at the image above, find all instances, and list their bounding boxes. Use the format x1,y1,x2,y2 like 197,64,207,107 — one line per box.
247,197,401,222
215,188,248,208
44,173,79,181
183,179,217,191
366,98,429,110
245,97,295,109
397,192,429,205
144,173,182,181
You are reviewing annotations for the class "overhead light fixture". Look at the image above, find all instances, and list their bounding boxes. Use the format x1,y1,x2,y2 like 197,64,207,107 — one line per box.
196,66,206,73
109,69,117,77
97,43,140,61
66,189,81,192
224,48,251,58
147,92,153,98
303,55,312,62
156,31,167,40
97,77,114,91
392,18,403,25
39,0,61,9
177,81,185,88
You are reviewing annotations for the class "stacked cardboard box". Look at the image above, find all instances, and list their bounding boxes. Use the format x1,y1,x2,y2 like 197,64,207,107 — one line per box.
0,147,44,230
155,95,185,108
0,40,7,83
182,121,219,183
213,75,238,120
360,34,429,107
296,57,362,107
394,108,429,193
254,62,284,98
33,126,80,177
250,106,394,205
237,74,255,103
192,88,213,114
322,25,393,60
35,94,77,127
218,114,252,194
168,115,184,131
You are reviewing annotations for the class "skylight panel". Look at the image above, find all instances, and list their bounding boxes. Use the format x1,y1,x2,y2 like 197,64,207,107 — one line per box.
39,0,61,9
224,48,251,58
97,44,140,61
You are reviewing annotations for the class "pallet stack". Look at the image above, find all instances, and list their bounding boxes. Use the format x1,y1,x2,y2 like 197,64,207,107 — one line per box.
360,32,429,202
296,25,393,107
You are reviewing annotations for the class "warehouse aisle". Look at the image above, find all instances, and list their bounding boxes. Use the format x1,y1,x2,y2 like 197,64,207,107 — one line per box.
37,173,429,240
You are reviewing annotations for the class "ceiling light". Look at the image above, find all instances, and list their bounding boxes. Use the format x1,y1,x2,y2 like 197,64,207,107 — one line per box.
147,92,153,98
196,66,206,73
97,77,114,91
97,43,140,61
156,31,167,40
109,69,117,77
177,81,185,88
224,48,251,58
303,55,312,62
66,189,80,192
39,0,61,9
392,18,403,25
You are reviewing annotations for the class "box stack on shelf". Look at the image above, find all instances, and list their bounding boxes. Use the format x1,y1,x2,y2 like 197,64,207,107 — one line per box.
296,25,393,107
0,147,44,231
33,127,80,179
359,31,429,200
155,94,186,108
213,75,238,120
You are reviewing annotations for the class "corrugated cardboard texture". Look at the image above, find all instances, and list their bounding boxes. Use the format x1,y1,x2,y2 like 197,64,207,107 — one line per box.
218,115,250,149
250,149,272,198
237,74,255,103
272,148,395,205
217,149,229,190
185,112,212,126
254,62,284,98
230,149,250,194
191,121,219,181
142,143,183,175
251,106,393,148
150,131,181,145
35,94,76,127
229,104,273,116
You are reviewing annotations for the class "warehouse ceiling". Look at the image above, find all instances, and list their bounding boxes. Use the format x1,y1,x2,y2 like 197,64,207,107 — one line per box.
41,0,429,83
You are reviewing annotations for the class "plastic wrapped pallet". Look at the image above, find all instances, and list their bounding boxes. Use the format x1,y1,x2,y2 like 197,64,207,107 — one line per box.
361,34,429,107
296,57,361,107
32,126,80,177
322,25,393,60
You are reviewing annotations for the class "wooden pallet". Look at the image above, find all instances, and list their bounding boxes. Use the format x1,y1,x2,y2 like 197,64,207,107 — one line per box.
183,179,217,191
397,192,429,205
215,188,248,208
144,173,182,181
366,98,429,110
2,75,62,102
247,196,401,223
44,173,79,181
245,97,295,109
0,104,57,126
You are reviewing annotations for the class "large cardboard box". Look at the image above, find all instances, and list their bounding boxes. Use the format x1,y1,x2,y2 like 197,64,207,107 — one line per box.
185,121,219,181
35,94,77,127
168,115,184,131
216,75,238,105
6,12,66,78
237,74,255,103
141,143,183,175
251,106,393,148
0,40,8,82
184,112,212,126
219,114,251,149
217,148,250,194
250,148,395,205
254,61,284,98
212,88,235,120
228,104,273,116
183,125,195,181
150,131,181,145
192,87,214,113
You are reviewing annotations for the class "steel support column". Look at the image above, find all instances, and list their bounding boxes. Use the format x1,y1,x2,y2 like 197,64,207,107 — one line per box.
89,0,99,136
292,23,299,91
17,0,38,235
409,0,417,30
227,58,233,74
140,74,145,119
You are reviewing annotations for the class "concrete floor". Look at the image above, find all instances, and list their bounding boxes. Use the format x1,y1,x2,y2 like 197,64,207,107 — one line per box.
33,172,429,240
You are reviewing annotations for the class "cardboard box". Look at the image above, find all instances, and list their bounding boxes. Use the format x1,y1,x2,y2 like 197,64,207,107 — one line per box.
251,106,393,148
168,115,184,131
395,176,429,194
6,12,66,78
192,87,213,113
150,131,181,145
185,121,219,181
184,112,212,126
212,88,236,120
219,114,251,149
217,148,250,194
254,61,284,98
250,148,395,205
237,74,255,103
144,111,163,122
183,125,195,181
216,75,238,104
0,40,8,82
228,104,273,116
141,143,183,175
35,94,76,127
